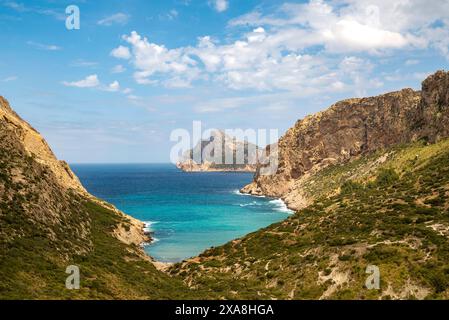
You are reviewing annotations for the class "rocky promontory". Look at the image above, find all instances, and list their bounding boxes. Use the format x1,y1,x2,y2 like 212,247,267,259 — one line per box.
242,70,449,210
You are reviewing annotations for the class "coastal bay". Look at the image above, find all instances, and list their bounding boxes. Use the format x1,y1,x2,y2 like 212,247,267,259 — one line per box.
72,163,292,262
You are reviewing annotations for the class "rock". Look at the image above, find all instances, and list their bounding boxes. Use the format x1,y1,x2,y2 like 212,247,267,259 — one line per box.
176,129,261,172
243,70,449,210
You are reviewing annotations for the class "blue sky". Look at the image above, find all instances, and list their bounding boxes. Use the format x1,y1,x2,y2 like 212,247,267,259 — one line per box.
1,0,448,163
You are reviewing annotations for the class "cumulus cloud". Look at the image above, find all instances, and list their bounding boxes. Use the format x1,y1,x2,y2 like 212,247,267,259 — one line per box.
229,0,448,53
105,80,120,92
112,31,200,87
111,45,131,59
110,0,449,94
98,13,130,26
63,75,125,94
63,74,100,88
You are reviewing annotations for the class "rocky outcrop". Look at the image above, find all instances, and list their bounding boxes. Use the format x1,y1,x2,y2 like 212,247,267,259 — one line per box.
177,129,260,172
242,70,449,210
0,96,86,194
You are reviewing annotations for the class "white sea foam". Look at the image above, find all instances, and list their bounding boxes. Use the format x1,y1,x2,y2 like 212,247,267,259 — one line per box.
141,237,159,247
239,201,263,207
143,221,157,233
269,199,294,214
150,237,160,244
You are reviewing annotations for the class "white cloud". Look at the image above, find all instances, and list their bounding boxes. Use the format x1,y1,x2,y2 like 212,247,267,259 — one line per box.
229,0,449,53
111,45,131,59
105,80,120,92
98,13,130,26
63,75,124,93
112,31,200,87
113,29,380,93
27,41,61,51
63,74,100,88
211,0,229,12
110,0,449,95
111,64,126,73
322,19,408,52
384,70,433,83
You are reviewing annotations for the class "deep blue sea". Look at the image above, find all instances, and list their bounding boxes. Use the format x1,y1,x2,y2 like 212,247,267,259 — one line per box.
71,164,292,263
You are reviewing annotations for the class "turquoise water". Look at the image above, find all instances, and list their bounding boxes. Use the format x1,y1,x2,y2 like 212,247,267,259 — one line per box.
71,164,292,262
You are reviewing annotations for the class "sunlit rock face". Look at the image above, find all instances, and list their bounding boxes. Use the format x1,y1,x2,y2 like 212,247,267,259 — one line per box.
242,71,449,210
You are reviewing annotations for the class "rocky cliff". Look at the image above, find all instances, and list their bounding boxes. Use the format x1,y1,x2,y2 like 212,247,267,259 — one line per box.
242,71,449,210
0,96,147,247
177,129,260,172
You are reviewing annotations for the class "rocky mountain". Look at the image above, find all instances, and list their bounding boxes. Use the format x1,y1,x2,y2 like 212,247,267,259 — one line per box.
177,129,261,172
242,71,449,210
0,96,197,299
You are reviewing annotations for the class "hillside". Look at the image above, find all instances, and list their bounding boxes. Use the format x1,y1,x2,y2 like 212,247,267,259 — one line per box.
171,137,449,299
177,129,260,172
170,71,449,299
0,96,197,299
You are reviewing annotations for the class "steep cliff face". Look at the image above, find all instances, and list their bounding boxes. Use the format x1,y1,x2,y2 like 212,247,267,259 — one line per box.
242,71,449,210
0,96,86,194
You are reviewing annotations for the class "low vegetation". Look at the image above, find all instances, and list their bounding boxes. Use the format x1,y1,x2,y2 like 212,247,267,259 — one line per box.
170,138,449,299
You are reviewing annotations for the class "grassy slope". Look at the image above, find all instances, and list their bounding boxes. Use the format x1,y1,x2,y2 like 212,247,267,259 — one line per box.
2,131,449,299
170,138,449,300
0,123,199,299
0,196,201,299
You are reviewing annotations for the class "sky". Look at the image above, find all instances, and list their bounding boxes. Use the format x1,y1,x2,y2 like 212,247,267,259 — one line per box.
0,0,448,163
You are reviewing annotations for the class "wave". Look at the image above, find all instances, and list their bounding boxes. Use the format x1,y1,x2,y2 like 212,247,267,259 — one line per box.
239,201,264,207
269,199,294,214
235,195,294,214
143,221,158,233
141,237,159,247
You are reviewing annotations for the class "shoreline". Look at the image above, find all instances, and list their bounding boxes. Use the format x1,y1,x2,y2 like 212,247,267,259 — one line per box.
236,189,295,214
139,184,294,268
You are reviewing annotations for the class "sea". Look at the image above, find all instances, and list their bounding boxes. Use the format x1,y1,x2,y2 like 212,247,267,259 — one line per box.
71,164,292,263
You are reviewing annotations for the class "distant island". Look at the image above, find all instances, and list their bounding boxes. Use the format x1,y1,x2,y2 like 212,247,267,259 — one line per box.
176,130,261,172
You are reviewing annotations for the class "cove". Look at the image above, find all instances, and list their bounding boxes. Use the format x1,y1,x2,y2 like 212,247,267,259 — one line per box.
72,163,292,262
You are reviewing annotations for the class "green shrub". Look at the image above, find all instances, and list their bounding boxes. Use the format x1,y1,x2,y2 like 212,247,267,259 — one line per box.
375,168,399,186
